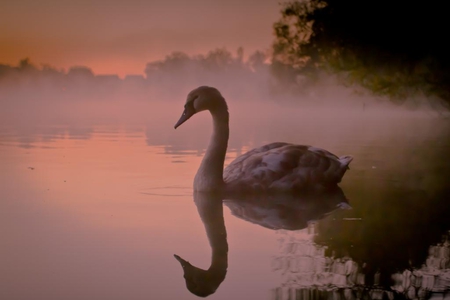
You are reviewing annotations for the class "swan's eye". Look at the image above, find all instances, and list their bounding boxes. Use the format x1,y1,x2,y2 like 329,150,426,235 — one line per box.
184,99,196,113
186,95,199,105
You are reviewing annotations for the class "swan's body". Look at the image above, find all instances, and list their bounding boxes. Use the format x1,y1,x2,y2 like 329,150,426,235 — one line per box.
224,142,352,192
174,86,353,192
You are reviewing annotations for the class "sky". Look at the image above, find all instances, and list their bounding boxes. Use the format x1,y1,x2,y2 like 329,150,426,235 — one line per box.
0,0,281,76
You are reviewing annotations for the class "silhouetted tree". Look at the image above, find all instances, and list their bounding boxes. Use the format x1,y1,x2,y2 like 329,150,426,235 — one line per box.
236,47,244,64
202,48,234,71
41,64,63,76
18,58,37,72
273,0,450,106
67,66,94,78
0,64,14,78
145,51,191,76
247,50,268,72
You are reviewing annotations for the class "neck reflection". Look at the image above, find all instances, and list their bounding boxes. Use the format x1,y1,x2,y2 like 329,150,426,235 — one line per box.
174,191,228,297
174,188,349,297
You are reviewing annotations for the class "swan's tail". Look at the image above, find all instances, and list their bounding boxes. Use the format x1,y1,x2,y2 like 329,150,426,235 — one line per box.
339,155,353,170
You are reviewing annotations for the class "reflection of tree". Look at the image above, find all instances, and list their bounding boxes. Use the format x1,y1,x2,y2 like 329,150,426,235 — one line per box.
0,123,95,148
271,228,365,299
271,228,450,300
314,166,450,288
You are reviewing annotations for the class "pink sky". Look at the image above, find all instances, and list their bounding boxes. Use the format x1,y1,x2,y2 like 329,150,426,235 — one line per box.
0,0,281,76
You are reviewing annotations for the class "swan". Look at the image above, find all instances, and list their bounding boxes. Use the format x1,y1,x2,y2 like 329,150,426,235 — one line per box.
173,190,349,296
174,86,353,193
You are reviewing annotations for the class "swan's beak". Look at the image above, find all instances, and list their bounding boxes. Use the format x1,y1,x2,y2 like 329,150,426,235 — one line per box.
174,107,195,129
174,254,191,268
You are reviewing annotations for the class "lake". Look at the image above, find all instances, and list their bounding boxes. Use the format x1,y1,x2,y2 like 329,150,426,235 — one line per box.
1,98,450,300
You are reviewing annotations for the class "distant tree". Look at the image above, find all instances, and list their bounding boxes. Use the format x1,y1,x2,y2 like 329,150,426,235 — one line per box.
66,66,96,94
142,47,281,95
18,58,37,72
41,64,62,74
247,50,268,72
0,64,15,78
145,51,191,77
67,66,94,78
202,48,234,71
236,47,244,64
272,0,450,106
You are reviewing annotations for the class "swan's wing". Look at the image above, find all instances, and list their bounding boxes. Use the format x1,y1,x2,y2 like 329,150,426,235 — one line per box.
224,142,291,182
224,143,352,191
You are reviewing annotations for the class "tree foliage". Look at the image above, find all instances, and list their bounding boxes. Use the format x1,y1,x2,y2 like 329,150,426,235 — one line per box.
143,48,270,97
144,48,268,76
273,0,450,105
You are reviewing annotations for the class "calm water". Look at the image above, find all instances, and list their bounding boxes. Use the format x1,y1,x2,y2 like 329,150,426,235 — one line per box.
1,100,450,300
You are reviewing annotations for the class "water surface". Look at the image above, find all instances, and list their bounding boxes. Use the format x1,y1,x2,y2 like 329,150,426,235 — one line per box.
1,101,449,299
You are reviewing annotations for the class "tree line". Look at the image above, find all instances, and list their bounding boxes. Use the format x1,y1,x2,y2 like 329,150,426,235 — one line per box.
272,0,450,107
2,1,448,107
0,49,271,100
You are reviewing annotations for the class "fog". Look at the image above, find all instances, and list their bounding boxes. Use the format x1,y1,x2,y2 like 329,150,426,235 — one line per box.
1,52,448,172
2,49,448,170
1,49,446,126
2,50,450,300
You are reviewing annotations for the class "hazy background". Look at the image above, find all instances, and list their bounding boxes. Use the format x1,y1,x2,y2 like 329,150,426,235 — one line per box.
2,0,448,111
0,0,280,76
2,1,450,299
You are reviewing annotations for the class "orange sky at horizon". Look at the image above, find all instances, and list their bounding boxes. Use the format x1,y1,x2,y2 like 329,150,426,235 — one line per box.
0,0,281,77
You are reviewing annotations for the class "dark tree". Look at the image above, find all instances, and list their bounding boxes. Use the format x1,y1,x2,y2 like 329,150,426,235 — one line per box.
18,58,37,72
273,0,450,106
67,66,95,78
145,51,191,76
0,64,14,78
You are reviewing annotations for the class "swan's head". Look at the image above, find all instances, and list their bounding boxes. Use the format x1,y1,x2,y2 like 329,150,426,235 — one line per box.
174,86,228,129
174,254,226,297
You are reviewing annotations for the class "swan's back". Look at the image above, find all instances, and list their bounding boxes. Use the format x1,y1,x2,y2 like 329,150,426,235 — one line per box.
224,142,352,192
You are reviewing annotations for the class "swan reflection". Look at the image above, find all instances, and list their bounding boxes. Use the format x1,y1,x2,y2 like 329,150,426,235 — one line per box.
224,187,349,231
174,192,228,297
175,188,347,297
174,189,450,299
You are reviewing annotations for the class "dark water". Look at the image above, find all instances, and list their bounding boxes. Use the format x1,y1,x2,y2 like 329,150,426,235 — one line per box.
1,100,449,299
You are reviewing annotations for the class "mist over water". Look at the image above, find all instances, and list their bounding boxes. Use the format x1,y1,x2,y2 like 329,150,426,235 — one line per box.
1,52,450,300
1,50,445,118
1,52,444,150
2,0,450,296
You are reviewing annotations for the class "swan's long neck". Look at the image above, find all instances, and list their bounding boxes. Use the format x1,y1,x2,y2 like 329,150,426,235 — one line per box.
194,108,229,191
